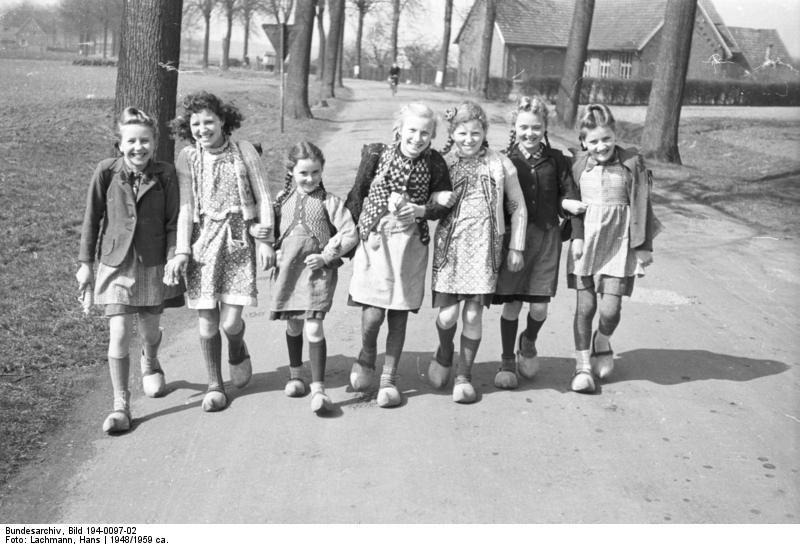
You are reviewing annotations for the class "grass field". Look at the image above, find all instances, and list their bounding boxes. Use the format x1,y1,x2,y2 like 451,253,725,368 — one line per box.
0,58,337,486
1,57,798,488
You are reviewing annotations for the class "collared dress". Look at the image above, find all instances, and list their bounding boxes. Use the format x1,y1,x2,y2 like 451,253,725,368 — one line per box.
269,187,357,320
175,139,274,309
566,158,644,282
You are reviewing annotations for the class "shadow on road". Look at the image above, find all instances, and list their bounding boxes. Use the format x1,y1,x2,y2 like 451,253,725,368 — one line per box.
609,349,789,385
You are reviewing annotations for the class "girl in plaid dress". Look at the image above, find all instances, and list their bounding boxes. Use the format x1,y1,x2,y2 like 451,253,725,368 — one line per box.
428,101,527,404
567,104,662,393
345,103,454,408
270,141,357,414
77,107,182,433
166,92,275,412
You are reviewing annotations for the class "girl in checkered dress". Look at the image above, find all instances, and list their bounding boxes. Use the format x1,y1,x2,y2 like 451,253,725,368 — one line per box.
427,101,528,404
345,103,454,408
492,96,586,390
270,141,358,414
77,107,182,433
166,92,276,412
567,104,662,394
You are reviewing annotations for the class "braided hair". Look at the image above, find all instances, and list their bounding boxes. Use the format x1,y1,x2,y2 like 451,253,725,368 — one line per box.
275,140,327,210
577,103,616,151
440,101,489,155
504,95,552,157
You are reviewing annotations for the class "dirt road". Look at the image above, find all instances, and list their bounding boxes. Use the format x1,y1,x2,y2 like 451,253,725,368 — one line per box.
2,79,797,524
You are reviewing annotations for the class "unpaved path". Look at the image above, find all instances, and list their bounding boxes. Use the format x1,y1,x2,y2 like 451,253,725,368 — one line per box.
1,79,797,524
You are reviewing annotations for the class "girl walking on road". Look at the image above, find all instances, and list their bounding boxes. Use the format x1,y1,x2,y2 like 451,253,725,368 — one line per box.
165,92,275,412
427,101,527,404
77,107,182,433
567,104,662,393
345,103,453,408
492,96,586,390
270,141,357,414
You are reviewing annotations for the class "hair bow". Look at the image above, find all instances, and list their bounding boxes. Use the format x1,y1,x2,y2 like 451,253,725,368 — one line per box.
443,107,457,122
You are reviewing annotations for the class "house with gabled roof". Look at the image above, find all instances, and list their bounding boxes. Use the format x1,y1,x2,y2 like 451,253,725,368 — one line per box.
454,0,794,89
0,14,48,52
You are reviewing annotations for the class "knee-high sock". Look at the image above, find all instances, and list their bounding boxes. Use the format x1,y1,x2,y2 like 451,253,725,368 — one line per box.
309,339,327,384
457,335,481,381
435,320,457,366
286,331,303,368
200,332,223,392
382,311,408,384
500,317,518,360
225,320,247,364
108,355,130,410
525,315,545,343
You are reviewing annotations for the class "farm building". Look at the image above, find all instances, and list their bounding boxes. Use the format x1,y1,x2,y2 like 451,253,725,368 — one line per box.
455,0,796,88
0,15,47,53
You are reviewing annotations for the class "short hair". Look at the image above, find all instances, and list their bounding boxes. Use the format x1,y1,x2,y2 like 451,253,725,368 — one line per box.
392,102,437,140
169,91,244,143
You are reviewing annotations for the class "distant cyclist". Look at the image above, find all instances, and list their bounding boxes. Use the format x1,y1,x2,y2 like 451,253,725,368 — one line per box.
389,62,400,95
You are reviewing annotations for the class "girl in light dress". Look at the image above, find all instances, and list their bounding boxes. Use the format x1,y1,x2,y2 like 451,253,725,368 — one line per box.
427,101,527,404
567,104,662,393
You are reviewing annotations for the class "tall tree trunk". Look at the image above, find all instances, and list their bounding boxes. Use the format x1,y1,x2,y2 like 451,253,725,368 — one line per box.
355,8,365,78
477,0,496,99
287,0,315,118
556,0,595,128
202,14,210,68
436,0,453,88
315,0,326,80
102,2,109,59
390,0,399,62
243,19,250,60
335,12,344,86
320,0,343,99
221,9,234,70
641,0,697,163
115,0,183,163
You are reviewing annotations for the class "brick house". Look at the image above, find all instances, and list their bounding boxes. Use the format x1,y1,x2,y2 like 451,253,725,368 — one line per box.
454,0,793,88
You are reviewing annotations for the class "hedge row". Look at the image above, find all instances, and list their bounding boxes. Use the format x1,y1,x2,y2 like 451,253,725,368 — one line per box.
503,76,800,106
72,57,117,66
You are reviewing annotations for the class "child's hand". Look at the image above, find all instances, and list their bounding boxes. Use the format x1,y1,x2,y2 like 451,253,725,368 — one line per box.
395,203,422,225
562,199,587,215
258,243,276,270
506,249,524,272
76,263,94,292
571,239,584,260
635,249,653,268
432,190,457,208
249,223,272,239
164,255,188,285
304,253,326,270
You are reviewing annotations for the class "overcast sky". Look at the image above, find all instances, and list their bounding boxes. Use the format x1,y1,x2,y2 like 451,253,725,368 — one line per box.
2,0,798,58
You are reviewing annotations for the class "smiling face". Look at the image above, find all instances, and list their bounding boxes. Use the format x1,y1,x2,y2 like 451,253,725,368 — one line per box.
292,158,323,194
582,125,617,163
452,119,486,157
398,114,435,158
515,111,546,154
118,123,155,171
190,109,225,148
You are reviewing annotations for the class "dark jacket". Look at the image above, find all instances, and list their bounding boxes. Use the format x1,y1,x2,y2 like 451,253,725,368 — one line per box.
570,146,662,251
78,157,179,267
344,143,452,225
507,145,578,231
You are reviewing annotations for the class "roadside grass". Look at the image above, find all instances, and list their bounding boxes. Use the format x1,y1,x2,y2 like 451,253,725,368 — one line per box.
0,58,342,487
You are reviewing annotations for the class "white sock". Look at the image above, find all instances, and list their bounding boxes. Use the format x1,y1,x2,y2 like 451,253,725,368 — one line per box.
310,381,324,395
575,350,591,371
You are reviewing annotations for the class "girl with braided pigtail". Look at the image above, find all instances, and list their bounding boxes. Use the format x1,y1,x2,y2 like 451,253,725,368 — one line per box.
428,101,527,404
491,95,586,390
345,103,454,408
269,141,357,414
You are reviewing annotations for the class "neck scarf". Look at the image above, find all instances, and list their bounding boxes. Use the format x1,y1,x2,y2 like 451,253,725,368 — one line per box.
189,139,257,222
